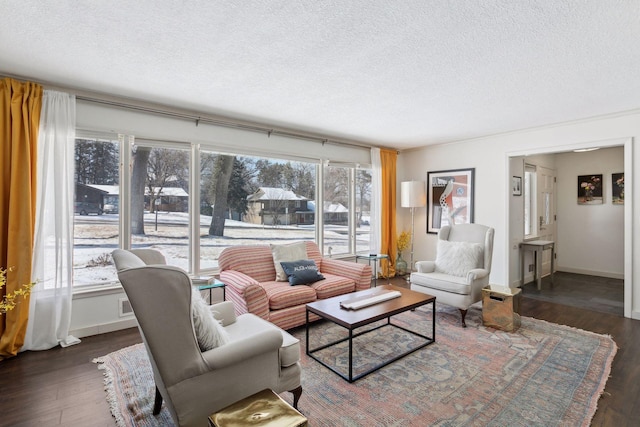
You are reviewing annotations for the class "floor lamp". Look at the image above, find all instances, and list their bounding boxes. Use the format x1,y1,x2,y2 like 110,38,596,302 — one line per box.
401,181,426,273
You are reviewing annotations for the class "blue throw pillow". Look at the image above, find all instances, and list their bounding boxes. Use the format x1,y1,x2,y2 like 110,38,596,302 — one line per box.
280,259,325,286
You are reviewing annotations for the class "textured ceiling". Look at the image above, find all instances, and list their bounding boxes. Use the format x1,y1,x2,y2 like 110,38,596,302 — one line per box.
1,1,639,149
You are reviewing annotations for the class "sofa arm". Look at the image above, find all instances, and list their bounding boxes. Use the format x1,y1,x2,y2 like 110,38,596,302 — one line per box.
415,261,436,273
209,301,237,327
202,328,282,370
321,258,372,291
219,270,270,320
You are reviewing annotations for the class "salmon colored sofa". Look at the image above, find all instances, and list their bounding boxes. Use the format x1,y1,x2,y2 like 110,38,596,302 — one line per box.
219,241,372,330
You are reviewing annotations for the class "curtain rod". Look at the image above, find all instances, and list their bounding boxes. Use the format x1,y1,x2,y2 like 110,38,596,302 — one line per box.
75,95,374,150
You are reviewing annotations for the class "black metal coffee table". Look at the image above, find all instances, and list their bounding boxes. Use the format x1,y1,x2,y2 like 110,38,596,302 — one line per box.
305,285,435,382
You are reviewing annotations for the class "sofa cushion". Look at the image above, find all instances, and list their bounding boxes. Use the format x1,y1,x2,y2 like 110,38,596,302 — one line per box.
219,245,279,283
271,242,308,281
310,273,356,299
262,281,317,310
411,271,471,295
225,312,300,368
435,240,483,277
280,259,325,285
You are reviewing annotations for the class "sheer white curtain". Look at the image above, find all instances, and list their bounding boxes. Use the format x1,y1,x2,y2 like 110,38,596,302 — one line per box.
370,147,382,254
23,90,80,350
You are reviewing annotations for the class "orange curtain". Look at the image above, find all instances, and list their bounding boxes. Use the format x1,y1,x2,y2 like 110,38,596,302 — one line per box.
0,78,42,359
379,148,397,277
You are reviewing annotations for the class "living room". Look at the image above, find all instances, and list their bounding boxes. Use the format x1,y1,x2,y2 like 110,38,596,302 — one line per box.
2,1,640,426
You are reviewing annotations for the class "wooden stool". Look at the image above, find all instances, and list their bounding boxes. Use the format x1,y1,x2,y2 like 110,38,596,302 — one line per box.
208,389,307,427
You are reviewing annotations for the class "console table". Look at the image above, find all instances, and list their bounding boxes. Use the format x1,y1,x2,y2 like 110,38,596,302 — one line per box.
520,240,554,291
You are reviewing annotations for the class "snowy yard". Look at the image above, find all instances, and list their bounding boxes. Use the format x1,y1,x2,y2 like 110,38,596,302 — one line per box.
74,211,370,285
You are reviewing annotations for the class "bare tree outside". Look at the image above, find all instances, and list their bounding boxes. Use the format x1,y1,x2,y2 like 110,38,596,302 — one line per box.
208,155,235,236
131,146,151,235
324,166,349,206
356,169,372,224
146,148,189,213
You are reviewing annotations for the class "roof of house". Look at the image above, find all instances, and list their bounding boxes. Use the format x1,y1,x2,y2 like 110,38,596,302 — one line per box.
307,201,348,213
248,187,308,201
85,184,188,197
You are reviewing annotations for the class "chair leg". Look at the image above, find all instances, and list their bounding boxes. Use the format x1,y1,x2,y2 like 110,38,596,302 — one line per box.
459,309,468,328
153,386,163,415
289,385,303,409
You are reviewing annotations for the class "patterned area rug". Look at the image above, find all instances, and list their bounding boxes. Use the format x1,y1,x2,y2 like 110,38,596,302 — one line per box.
94,304,616,426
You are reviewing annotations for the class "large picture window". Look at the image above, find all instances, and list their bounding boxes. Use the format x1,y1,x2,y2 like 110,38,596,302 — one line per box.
73,135,371,286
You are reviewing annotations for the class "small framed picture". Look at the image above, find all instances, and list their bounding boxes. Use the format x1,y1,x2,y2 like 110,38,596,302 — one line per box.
578,174,603,205
512,176,522,196
612,172,624,204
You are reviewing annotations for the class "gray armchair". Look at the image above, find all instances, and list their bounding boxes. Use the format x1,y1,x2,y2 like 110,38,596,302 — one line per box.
112,250,302,427
410,224,494,327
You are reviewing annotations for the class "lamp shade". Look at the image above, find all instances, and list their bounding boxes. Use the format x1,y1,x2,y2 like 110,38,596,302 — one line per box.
401,181,426,208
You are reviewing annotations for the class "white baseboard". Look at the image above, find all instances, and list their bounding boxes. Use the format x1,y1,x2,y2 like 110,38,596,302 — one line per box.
511,268,623,288
556,267,624,280
71,317,138,339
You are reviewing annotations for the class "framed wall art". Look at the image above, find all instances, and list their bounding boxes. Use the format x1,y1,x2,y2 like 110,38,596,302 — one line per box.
577,174,603,205
512,176,522,196
427,168,475,234
612,172,624,205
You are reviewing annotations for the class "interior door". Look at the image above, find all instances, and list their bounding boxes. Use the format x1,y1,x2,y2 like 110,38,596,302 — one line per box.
537,166,556,276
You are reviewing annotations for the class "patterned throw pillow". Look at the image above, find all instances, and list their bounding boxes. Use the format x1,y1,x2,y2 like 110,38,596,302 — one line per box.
270,242,308,281
280,259,325,286
191,291,230,351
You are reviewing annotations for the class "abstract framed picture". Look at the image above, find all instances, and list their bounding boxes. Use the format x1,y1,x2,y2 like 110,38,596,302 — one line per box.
577,174,603,205
612,172,624,205
427,168,474,234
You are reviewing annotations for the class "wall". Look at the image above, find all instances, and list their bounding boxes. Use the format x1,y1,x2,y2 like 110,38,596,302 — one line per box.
397,110,636,319
555,147,624,277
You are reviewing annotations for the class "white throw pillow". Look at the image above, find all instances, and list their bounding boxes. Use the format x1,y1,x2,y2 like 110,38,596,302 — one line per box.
435,240,484,277
191,290,230,351
270,242,308,281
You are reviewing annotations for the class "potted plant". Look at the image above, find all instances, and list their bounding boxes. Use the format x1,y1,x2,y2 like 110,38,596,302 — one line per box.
396,231,410,276
0,267,35,314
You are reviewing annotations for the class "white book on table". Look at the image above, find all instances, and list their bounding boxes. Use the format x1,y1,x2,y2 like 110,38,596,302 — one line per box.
340,290,402,310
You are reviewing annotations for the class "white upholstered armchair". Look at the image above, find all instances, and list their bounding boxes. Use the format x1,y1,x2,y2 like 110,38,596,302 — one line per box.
112,250,302,427
410,224,494,327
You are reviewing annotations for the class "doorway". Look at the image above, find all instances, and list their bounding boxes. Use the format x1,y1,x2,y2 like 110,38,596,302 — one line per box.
507,139,630,318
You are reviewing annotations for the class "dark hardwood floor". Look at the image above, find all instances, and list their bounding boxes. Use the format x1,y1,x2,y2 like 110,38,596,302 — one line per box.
521,271,624,316
1,276,638,426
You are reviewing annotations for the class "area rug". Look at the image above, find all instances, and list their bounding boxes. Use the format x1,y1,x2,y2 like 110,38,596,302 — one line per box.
93,304,616,426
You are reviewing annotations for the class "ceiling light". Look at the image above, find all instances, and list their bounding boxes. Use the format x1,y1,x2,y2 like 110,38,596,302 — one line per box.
573,147,600,152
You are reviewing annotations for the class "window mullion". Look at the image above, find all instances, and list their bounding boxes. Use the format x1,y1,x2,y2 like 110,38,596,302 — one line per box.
119,134,133,249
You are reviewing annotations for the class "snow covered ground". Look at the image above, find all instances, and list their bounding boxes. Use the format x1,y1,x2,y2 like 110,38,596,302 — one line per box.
74,211,370,286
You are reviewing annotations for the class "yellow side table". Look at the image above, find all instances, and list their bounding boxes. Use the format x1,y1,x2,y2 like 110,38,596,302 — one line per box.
209,389,307,427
